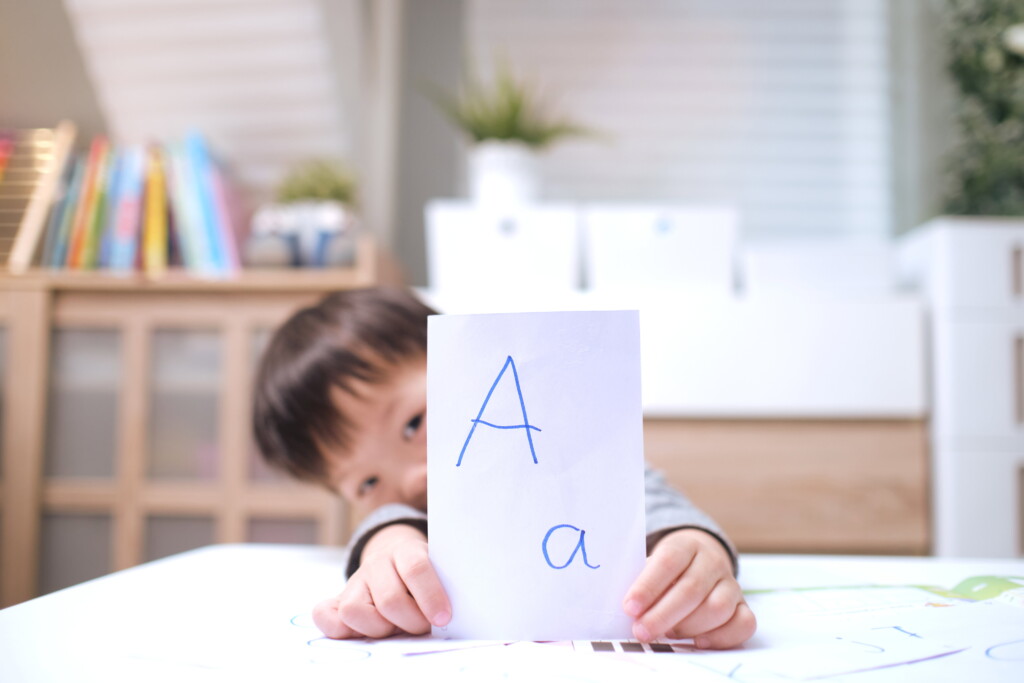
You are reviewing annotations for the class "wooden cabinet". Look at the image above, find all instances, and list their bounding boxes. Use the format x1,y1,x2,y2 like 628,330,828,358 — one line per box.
0,240,384,607
900,217,1024,557
644,419,930,555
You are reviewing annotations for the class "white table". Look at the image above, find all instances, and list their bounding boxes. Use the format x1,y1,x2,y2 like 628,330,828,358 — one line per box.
1,544,1022,682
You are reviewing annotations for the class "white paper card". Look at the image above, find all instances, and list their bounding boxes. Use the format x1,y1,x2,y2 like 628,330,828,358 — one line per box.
427,310,646,640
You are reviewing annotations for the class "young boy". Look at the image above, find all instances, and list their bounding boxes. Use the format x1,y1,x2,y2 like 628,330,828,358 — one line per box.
253,287,755,648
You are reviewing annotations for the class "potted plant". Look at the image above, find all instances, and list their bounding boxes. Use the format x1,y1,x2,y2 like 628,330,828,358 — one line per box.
246,159,359,268
902,0,1024,281
942,0,1024,217
431,61,591,208
421,62,593,294
897,0,1024,559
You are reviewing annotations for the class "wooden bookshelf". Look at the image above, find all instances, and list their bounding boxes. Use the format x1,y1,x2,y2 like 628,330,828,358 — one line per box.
1,235,382,293
0,239,388,608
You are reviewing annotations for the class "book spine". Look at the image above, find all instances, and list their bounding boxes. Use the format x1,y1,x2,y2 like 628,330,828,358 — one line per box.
207,155,242,273
0,133,13,183
66,136,108,268
79,144,117,269
142,146,168,276
39,151,78,268
109,145,146,272
50,156,86,268
164,142,203,271
95,147,122,269
184,131,225,275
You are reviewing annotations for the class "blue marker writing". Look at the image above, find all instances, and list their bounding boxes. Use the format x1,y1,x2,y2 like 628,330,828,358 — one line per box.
542,524,601,570
456,355,541,467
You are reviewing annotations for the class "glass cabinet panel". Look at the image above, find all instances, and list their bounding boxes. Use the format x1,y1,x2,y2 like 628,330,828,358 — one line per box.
45,330,120,478
39,513,112,595
144,515,215,562
148,330,220,479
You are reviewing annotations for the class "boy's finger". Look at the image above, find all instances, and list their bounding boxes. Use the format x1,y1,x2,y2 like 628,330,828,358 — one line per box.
632,558,718,642
662,579,740,639
622,539,698,619
312,596,359,639
395,549,452,628
367,563,433,635
336,580,400,638
692,602,757,650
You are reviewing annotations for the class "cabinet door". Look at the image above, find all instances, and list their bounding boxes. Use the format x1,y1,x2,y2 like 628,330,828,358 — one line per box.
932,445,1024,558
933,314,1024,445
147,329,221,480
40,328,120,592
45,329,120,478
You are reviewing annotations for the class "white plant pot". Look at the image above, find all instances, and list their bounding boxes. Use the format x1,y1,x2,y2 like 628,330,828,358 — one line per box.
247,200,355,268
468,141,540,209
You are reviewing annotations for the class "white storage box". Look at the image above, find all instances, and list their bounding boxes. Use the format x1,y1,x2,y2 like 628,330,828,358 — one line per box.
899,216,1024,309
426,200,580,294
582,204,738,293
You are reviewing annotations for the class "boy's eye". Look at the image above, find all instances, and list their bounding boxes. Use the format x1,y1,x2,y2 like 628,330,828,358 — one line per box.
402,413,424,440
357,476,379,497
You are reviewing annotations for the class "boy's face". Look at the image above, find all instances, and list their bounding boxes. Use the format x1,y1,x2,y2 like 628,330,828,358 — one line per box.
323,356,428,517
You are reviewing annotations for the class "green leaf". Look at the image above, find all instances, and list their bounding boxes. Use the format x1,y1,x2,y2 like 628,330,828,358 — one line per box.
425,60,595,149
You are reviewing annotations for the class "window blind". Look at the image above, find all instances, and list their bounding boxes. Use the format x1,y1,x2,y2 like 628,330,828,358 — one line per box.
467,0,891,241
62,0,357,202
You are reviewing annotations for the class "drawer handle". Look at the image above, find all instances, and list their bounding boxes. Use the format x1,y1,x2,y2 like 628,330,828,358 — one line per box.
1015,245,1023,299
1018,335,1024,425
1020,465,1024,555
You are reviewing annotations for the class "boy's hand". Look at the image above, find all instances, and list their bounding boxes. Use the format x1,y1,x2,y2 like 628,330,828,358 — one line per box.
623,528,756,649
313,524,451,639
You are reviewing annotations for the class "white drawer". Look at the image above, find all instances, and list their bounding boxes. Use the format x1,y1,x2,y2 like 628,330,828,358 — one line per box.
421,289,927,417
931,445,1024,558
582,204,738,294
932,315,1024,441
425,200,581,294
899,216,1024,309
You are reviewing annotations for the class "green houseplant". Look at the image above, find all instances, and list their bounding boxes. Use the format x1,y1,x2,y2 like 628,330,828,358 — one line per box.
942,0,1024,215
432,62,590,150
246,159,358,268
430,61,591,207
275,159,358,206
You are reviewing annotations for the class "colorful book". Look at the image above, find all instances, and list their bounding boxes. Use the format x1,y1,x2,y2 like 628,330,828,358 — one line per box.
0,132,14,184
184,131,238,275
164,141,205,272
79,143,117,269
95,147,122,268
66,136,108,268
39,151,80,268
49,155,86,268
208,156,242,272
107,145,146,272
142,145,168,276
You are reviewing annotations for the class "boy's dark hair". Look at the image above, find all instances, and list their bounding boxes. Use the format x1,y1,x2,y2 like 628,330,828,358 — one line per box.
252,286,436,486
